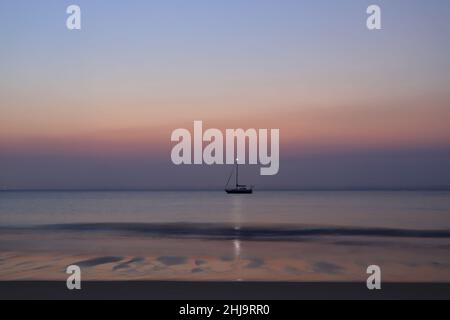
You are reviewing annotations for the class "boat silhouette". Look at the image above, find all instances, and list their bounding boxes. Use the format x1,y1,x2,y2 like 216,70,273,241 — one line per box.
225,160,253,194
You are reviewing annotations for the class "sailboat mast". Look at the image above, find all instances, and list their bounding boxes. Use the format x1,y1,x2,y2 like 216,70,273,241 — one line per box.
235,162,239,187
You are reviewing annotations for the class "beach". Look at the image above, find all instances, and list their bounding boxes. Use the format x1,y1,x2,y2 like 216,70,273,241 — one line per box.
1,281,450,300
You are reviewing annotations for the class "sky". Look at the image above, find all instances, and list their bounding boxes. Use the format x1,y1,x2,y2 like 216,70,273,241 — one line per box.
1,0,450,189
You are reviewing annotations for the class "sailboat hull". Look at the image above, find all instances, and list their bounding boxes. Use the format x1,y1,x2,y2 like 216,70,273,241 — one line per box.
225,189,253,194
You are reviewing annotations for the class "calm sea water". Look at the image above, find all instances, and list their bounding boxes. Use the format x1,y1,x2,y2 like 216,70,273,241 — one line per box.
1,190,450,229
1,191,450,281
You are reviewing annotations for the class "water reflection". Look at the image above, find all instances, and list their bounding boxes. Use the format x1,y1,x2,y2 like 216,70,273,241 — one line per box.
230,196,243,229
229,196,244,280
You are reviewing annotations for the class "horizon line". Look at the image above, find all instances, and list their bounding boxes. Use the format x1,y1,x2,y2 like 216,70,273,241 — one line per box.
1,187,450,192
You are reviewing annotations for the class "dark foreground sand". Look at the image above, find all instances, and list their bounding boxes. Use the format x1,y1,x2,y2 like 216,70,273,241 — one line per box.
1,281,449,300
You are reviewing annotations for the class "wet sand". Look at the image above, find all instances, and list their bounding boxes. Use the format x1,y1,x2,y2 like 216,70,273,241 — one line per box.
2,224,450,282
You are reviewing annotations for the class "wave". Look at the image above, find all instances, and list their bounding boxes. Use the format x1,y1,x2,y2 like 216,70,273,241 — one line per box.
3,223,450,241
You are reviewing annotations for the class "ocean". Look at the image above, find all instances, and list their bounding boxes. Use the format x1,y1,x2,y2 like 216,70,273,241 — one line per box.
1,190,450,281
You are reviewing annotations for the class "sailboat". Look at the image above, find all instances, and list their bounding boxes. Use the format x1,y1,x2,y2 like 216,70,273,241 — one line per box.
225,160,253,194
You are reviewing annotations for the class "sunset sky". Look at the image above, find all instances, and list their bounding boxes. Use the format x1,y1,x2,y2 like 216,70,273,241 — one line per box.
1,0,450,189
